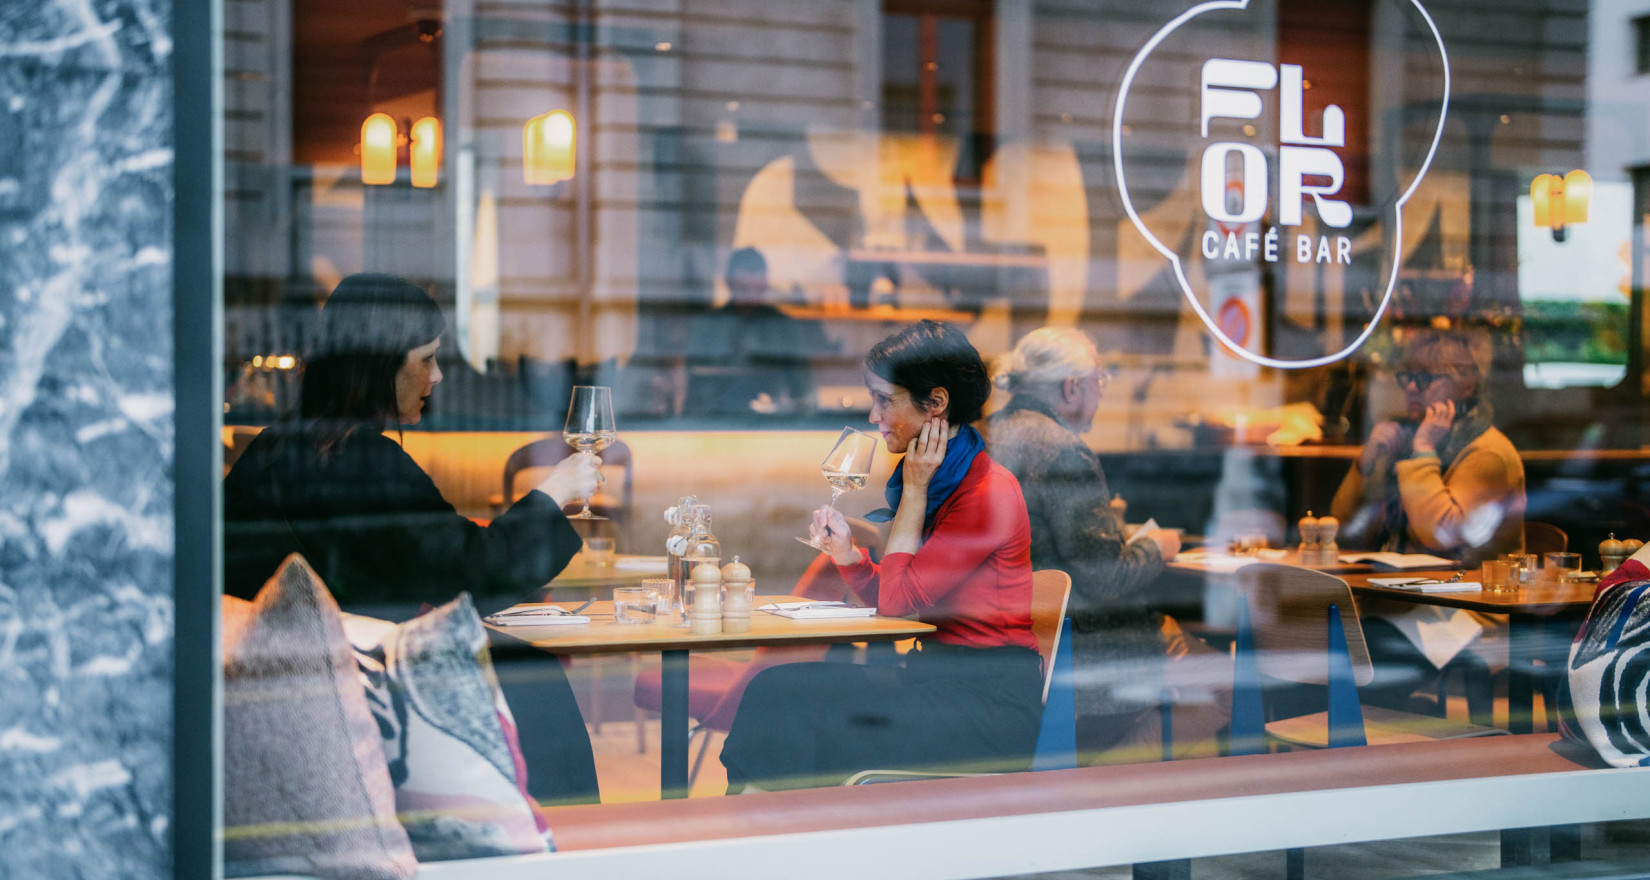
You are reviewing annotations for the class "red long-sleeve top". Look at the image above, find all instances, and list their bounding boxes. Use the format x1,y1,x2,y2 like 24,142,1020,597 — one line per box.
837,453,1038,652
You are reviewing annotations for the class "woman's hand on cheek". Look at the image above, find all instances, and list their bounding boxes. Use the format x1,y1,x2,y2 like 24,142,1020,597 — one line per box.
902,418,948,493
1412,400,1455,454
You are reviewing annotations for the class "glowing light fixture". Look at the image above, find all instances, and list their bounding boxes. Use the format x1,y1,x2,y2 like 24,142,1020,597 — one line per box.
410,117,442,188
523,109,576,185
361,113,399,185
1531,170,1592,242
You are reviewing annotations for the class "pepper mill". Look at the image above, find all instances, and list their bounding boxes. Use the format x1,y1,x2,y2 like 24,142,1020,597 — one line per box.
1297,511,1321,562
721,556,753,634
1600,534,1627,578
1316,515,1341,567
688,562,723,635
1624,537,1645,563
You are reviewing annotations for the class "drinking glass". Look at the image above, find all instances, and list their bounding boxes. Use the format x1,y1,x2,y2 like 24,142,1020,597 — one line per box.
796,427,880,550
584,536,615,567
1481,559,1513,594
563,386,617,520
613,586,659,624
642,577,677,621
1544,552,1582,582
1503,553,1538,584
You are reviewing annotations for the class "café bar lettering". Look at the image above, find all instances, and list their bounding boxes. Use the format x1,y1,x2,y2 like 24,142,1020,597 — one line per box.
1114,0,1451,369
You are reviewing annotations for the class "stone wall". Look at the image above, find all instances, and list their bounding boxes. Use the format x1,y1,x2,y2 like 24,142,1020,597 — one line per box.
0,0,175,876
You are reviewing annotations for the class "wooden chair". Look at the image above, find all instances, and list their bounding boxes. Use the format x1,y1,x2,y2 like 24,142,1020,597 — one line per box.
844,569,1075,784
1231,563,1502,880
1232,563,1502,753
500,436,634,525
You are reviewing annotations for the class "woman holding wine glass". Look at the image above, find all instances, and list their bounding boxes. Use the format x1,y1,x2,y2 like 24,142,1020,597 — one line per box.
222,272,604,803
719,320,1043,791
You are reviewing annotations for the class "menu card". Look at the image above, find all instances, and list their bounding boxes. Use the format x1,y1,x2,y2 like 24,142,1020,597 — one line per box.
759,600,877,619
1338,552,1458,570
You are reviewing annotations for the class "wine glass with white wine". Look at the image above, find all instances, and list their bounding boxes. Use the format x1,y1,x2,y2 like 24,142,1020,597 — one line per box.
796,427,879,550
563,385,616,520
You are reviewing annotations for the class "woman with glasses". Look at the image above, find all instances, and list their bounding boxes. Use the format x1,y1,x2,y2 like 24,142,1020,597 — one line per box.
1331,329,1526,715
1332,330,1525,563
984,328,1228,759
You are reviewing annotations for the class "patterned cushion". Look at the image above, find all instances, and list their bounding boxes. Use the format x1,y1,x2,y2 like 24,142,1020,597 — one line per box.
222,555,416,880
1562,560,1650,768
343,594,552,861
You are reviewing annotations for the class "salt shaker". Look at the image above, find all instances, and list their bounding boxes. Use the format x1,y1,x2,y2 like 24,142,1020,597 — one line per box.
721,556,753,634
688,562,723,635
1298,511,1321,562
1600,534,1627,577
1316,515,1340,567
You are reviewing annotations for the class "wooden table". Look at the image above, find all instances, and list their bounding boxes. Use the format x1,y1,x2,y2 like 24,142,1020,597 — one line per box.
1158,550,1375,621
1168,549,1376,577
488,598,935,798
1343,571,1598,734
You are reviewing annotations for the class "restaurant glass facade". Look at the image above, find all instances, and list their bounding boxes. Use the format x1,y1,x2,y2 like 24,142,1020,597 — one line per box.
212,0,1650,874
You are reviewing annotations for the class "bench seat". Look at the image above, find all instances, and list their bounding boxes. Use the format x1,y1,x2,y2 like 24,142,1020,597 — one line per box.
541,733,1606,852
265,734,1647,880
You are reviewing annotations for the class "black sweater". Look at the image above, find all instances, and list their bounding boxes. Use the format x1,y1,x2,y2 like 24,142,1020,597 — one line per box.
223,425,582,618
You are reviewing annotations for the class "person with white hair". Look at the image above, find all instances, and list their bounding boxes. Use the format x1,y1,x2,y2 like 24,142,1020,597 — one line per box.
983,328,1225,758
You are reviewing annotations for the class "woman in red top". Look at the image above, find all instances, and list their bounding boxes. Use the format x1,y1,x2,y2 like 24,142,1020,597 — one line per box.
719,321,1042,791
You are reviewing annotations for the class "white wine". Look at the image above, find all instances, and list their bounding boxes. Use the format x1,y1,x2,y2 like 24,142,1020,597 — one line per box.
564,431,616,454
822,471,869,492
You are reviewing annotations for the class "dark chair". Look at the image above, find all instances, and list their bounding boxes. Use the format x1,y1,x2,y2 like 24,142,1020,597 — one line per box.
1524,521,1569,558
499,436,633,526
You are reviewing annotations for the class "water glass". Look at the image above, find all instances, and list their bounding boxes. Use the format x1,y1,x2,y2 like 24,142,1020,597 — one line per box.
585,536,616,567
1503,553,1538,585
642,577,677,619
613,586,659,624
1481,559,1513,594
1543,552,1582,582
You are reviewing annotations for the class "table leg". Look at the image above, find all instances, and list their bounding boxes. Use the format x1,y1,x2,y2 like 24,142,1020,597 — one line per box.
660,648,690,799
1508,616,1536,734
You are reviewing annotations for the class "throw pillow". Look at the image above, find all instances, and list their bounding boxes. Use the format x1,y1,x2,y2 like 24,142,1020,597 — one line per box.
343,594,553,861
1562,559,1650,767
222,554,416,880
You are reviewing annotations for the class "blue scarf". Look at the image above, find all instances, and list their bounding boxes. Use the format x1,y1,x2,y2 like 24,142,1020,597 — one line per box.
865,424,985,528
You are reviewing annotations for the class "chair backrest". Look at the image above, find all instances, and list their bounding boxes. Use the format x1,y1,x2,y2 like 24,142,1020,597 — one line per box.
1029,569,1073,704
1236,563,1374,688
1524,521,1568,557
502,436,634,509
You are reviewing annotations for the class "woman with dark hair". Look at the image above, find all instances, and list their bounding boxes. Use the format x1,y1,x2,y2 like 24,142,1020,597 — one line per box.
223,272,603,803
718,320,1043,790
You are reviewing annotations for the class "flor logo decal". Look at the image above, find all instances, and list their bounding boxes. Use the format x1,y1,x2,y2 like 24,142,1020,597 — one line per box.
1113,0,1450,369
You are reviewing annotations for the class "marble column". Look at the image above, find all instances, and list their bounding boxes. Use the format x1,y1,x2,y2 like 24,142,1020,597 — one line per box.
0,0,176,877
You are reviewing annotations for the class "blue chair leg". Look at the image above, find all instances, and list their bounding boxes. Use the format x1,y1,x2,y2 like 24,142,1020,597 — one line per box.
1326,604,1367,749
1230,596,1266,757
1032,618,1076,771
